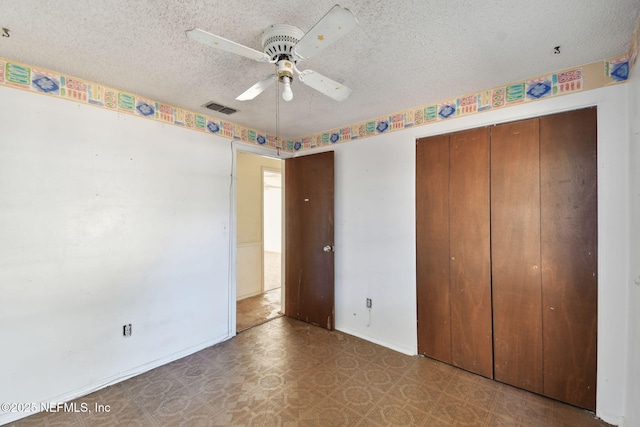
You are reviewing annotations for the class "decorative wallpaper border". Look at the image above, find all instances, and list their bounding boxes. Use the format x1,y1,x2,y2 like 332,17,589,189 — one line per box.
0,57,290,151
0,13,638,153
295,59,626,151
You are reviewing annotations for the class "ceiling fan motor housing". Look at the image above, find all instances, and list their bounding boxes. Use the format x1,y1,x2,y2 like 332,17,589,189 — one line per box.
261,24,304,62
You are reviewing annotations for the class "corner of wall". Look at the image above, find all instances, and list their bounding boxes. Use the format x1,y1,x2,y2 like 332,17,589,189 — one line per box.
623,27,640,426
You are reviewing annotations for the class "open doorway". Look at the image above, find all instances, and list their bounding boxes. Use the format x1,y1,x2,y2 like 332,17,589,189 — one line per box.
262,168,282,292
235,152,283,331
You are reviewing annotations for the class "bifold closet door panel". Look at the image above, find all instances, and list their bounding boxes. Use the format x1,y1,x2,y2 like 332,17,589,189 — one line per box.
491,118,543,394
416,134,452,363
540,107,597,411
449,127,493,378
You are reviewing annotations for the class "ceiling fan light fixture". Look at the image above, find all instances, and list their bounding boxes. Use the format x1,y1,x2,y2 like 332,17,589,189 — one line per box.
277,60,295,102
282,76,293,101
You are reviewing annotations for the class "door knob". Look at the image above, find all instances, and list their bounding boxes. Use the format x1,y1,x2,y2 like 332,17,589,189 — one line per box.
323,245,334,252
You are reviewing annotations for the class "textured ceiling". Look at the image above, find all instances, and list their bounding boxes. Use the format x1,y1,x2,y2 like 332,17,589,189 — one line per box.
1,0,639,139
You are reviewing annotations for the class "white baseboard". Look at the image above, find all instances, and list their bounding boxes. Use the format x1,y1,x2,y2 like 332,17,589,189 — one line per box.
335,326,416,356
597,411,623,426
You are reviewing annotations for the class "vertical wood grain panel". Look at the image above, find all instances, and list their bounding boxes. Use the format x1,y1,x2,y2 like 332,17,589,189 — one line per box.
285,151,335,330
449,127,493,378
540,107,597,410
491,118,543,393
416,134,452,363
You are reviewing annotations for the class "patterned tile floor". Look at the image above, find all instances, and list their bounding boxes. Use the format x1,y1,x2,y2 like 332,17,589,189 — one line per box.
236,288,282,332
10,317,611,426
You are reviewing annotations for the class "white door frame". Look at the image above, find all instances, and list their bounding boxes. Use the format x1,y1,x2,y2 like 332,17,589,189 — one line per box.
228,142,291,336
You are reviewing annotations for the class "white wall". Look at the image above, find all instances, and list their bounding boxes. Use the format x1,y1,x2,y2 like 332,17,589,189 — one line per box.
301,84,630,425
624,62,640,427
333,132,418,354
263,170,282,253
0,86,234,424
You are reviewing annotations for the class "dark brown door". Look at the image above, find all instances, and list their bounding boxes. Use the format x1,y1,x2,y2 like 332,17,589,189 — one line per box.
416,134,452,363
491,118,543,394
284,151,335,330
416,128,493,379
540,108,598,410
449,128,493,378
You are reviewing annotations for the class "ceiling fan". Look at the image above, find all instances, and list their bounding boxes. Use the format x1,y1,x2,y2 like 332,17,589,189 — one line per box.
186,4,358,103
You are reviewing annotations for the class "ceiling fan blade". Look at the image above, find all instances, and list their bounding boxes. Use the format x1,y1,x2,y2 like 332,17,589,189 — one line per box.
186,28,271,62
293,5,358,61
298,69,352,101
236,74,277,101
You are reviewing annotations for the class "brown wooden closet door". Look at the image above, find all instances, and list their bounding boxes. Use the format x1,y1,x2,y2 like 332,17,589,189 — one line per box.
491,118,543,394
449,127,493,378
540,107,597,410
416,134,452,363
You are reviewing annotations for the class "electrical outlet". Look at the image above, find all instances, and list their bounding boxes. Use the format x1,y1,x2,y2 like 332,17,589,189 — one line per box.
366,298,372,308
123,324,132,337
